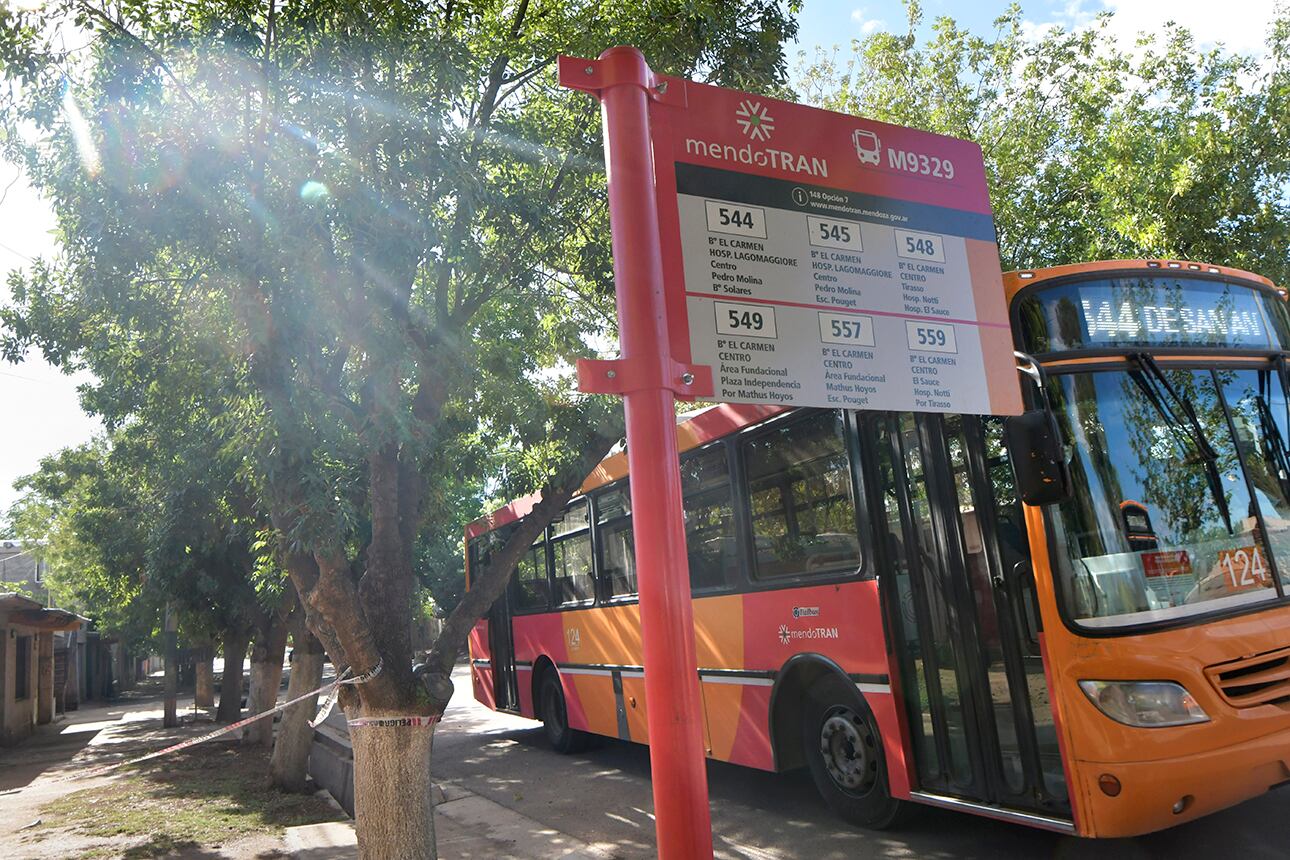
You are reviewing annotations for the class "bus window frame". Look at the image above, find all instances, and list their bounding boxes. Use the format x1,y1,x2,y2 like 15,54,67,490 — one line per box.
737,408,870,586
681,439,744,596
1031,356,1290,639
505,529,554,617
592,479,638,605
550,497,596,609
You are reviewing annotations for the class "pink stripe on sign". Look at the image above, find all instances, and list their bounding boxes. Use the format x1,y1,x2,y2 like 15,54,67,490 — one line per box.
685,291,1012,329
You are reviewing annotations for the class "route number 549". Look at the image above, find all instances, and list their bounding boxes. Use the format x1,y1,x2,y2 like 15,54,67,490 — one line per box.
728,308,764,331
715,300,777,338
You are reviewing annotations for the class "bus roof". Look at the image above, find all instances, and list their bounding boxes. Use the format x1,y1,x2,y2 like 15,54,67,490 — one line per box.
1003,258,1280,303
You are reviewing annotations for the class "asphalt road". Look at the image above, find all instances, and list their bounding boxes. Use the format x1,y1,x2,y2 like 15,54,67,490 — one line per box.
434,666,1290,859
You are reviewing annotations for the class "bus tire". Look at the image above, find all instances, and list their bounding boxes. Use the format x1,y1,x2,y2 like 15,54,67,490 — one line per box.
539,670,590,754
801,673,911,830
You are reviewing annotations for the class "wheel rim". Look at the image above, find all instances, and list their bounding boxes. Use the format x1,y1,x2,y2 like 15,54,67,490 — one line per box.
542,681,565,740
819,706,877,794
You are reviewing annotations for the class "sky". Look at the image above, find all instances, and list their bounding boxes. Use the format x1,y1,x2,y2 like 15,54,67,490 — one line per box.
0,0,1283,517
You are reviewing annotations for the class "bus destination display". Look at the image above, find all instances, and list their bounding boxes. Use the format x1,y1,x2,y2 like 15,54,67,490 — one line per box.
654,82,1023,416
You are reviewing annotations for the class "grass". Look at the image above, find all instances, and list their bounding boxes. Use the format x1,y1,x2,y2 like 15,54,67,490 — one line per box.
34,741,343,859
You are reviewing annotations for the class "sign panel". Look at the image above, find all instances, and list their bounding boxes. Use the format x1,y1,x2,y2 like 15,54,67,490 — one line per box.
650,83,1023,415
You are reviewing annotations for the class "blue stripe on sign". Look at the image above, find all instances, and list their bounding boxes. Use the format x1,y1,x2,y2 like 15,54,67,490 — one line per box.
673,162,998,243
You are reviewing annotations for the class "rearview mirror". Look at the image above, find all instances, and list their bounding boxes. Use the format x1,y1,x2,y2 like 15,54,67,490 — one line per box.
1005,409,1071,505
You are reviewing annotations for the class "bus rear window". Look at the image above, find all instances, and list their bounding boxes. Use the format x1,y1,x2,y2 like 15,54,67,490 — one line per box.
743,411,862,579
1015,276,1290,353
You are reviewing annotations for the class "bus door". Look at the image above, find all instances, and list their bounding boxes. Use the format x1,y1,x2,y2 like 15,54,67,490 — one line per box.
487,594,519,713
870,412,1068,817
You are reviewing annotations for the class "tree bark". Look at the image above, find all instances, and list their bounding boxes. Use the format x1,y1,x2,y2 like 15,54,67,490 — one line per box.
245,608,291,747
270,620,325,792
195,641,215,708
217,628,250,723
163,634,178,727
351,723,437,860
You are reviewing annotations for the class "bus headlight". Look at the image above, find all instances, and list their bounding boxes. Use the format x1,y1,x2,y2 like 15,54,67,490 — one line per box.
1078,681,1209,727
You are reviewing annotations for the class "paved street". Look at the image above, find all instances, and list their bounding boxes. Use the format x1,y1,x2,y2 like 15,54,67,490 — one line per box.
436,666,1290,860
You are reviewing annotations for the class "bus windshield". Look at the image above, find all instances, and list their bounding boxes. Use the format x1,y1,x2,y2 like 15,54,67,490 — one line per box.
1016,275,1290,353
1046,365,1290,629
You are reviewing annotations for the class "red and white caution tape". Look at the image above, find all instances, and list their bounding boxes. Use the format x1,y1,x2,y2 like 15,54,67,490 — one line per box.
347,715,440,728
62,658,396,782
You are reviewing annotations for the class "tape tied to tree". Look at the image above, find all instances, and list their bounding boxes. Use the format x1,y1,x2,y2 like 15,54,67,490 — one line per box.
347,714,440,728
307,659,381,728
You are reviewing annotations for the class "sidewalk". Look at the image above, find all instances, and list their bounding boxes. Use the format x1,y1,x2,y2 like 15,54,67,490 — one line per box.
1,678,614,858
0,687,333,859
286,781,621,859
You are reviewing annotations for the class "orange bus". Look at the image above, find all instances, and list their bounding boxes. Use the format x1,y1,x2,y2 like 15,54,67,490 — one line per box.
466,259,1290,837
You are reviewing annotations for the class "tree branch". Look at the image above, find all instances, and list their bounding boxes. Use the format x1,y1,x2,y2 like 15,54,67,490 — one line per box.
77,3,200,110
421,416,622,709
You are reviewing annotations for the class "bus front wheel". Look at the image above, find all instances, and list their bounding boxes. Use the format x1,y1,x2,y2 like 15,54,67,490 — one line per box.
801,674,911,830
539,671,589,754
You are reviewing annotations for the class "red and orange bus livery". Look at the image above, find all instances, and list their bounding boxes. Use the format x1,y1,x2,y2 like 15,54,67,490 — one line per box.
467,260,1290,838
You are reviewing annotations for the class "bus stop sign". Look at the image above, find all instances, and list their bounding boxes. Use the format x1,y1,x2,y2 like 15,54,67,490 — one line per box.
561,48,1019,860
591,57,1023,416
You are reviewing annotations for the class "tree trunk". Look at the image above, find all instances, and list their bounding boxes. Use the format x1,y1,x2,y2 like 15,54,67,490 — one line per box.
351,721,437,859
245,609,291,747
269,623,325,792
163,606,179,728
194,641,215,708
217,628,250,724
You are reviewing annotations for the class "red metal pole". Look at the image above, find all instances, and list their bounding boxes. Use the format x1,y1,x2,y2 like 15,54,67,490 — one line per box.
572,46,715,858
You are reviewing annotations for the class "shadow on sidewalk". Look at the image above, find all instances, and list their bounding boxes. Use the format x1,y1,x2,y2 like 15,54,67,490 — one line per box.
0,723,103,792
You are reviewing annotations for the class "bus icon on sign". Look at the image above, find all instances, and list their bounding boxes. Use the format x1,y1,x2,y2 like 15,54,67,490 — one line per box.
853,129,881,165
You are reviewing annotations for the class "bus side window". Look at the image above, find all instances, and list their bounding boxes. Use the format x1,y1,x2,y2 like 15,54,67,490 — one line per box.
742,410,862,579
551,499,594,605
513,533,551,612
681,443,738,591
596,483,636,599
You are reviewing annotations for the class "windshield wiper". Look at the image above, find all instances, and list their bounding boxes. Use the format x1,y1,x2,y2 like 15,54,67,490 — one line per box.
1127,354,1233,535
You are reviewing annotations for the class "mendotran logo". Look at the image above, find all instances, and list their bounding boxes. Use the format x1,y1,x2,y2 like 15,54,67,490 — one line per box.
735,100,775,141
685,139,829,179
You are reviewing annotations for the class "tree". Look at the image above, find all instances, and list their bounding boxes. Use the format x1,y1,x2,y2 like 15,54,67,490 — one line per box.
798,3,1290,280
8,442,161,655
0,2,801,855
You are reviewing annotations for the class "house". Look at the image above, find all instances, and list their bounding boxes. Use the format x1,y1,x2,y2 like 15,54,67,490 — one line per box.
0,592,84,746
0,540,49,604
